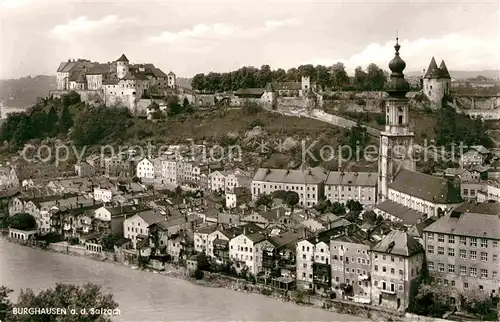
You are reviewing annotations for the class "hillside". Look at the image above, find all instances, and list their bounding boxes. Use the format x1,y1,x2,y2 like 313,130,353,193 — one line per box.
0,75,57,108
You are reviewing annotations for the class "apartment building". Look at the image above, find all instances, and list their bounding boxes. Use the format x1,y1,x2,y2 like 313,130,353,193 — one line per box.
252,167,328,208
324,172,377,207
136,158,155,180
423,202,500,302
370,230,424,312
229,231,274,276
208,169,251,193
461,181,500,203
123,210,165,248
330,230,374,303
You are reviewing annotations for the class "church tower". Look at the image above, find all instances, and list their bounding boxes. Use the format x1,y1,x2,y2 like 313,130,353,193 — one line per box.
378,38,416,202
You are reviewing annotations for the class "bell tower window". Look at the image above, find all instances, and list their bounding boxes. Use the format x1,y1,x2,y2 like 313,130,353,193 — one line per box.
398,115,403,125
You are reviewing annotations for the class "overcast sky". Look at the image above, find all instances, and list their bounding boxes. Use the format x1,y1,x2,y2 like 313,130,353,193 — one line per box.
1,0,499,79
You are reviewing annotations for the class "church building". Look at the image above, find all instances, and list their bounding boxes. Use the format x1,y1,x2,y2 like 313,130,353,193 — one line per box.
377,39,462,219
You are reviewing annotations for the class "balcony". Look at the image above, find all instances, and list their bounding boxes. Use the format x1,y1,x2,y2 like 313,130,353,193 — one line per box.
358,274,371,281
380,288,396,295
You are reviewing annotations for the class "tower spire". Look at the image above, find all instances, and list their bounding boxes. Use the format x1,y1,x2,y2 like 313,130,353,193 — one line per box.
386,36,409,96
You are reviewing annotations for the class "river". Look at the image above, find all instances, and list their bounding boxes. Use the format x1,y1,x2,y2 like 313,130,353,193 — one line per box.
0,239,364,321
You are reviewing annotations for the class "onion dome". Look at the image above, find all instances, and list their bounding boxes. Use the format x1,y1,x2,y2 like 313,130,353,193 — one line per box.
388,38,406,76
385,37,410,96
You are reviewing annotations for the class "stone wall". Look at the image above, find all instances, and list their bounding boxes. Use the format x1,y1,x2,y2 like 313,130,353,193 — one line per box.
405,313,452,322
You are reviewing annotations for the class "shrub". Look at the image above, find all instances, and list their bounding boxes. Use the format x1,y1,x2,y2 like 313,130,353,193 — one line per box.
192,268,204,280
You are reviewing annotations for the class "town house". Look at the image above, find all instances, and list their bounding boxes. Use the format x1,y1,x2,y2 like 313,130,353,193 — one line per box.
370,230,424,312
423,202,500,303
0,166,19,189
330,229,375,303
136,158,155,181
93,205,144,235
194,224,218,254
229,230,274,276
460,146,490,169
75,161,95,177
123,210,165,248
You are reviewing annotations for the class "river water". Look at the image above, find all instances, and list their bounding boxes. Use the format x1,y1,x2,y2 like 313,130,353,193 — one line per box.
0,239,364,321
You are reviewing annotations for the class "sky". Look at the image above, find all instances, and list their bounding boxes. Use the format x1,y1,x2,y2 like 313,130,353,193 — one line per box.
1,0,499,79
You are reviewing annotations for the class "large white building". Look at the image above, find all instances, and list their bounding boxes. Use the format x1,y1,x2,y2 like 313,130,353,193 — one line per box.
251,167,328,208
54,54,176,111
324,172,378,207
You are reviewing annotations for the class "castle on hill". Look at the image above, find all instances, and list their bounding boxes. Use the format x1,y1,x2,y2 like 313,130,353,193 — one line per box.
421,57,452,109
53,54,176,112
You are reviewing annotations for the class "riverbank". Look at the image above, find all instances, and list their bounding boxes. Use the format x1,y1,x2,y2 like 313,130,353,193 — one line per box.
2,236,437,322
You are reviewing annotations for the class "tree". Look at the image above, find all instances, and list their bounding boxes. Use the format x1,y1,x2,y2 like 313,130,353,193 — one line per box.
196,252,210,271
100,234,122,252
362,210,377,223
412,282,452,317
255,194,273,208
461,290,497,320
166,95,183,116
330,62,349,90
366,63,387,90
354,66,368,90
346,200,363,212
330,202,346,215
5,283,118,322
59,105,74,134
8,213,36,230
0,286,13,321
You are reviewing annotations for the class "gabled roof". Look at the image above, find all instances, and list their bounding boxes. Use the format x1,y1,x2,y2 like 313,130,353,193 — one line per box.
168,71,175,76
86,63,112,75
389,170,463,204
371,230,423,257
117,54,129,62
57,62,69,72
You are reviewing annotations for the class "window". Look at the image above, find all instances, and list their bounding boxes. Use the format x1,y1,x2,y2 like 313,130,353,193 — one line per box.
438,247,444,255
447,248,455,257
382,266,386,273
480,269,488,278
470,250,477,260
460,249,466,259
451,280,455,286
448,264,455,273
374,265,378,271
438,234,445,242
480,239,488,248
448,235,455,244
438,263,445,272
391,256,395,262
464,282,469,288
460,237,467,245
470,237,477,247
460,266,466,275
493,271,498,279
493,255,498,263
494,241,498,248
391,268,395,274
427,233,434,241
470,267,477,277
399,269,403,276
428,262,434,270
427,245,434,254
481,252,487,262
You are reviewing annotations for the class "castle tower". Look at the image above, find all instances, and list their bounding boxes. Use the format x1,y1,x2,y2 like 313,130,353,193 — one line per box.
378,37,416,202
167,71,176,89
116,54,129,79
423,57,451,109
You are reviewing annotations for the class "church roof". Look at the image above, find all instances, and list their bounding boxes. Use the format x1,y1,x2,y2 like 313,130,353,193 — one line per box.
389,169,463,204
117,54,129,62
424,57,440,78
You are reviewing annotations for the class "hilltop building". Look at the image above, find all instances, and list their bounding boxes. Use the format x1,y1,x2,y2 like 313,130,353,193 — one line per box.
53,54,176,113
422,57,452,109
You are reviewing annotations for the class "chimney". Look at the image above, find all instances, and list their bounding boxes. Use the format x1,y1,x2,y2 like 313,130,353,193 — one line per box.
303,228,307,239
